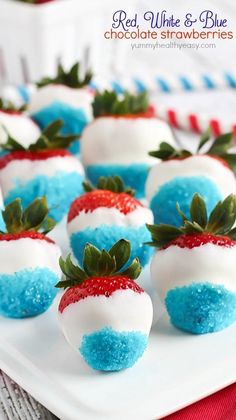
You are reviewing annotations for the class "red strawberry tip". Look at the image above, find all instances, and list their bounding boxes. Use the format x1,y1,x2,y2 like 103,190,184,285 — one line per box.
59,275,144,313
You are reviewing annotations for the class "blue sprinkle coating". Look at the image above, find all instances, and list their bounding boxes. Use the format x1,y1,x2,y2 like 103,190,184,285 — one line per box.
86,163,150,199
165,282,236,334
32,101,89,154
150,176,222,226
0,267,58,318
80,327,148,371
68,140,80,155
70,225,153,267
5,171,84,222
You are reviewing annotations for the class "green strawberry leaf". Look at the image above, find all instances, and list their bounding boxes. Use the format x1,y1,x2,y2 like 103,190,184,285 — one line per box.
149,141,191,161
207,194,236,234
228,227,236,240
0,131,26,151
207,132,233,156
146,224,182,247
57,239,142,287
92,90,149,117
109,239,130,271
59,255,87,284
220,153,236,175
37,62,93,89
82,180,94,192
40,217,56,235
2,197,55,235
42,119,64,138
121,257,141,280
176,202,188,223
22,197,49,230
3,119,79,152
2,199,23,233
83,243,102,276
83,175,135,196
0,98,26,113
55,280,72,289
190,194,207,228
97,250,116,276
182,220,204,234
146,194,236,248
197,127,211,152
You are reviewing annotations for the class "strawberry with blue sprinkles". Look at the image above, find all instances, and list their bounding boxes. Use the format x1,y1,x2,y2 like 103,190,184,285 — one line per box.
67,176,154,267
29,63,93,154
57,239,153,371
146,130,236,226
0,120,84,222
147,193,236,334
80,90,175,198
0,197,61,318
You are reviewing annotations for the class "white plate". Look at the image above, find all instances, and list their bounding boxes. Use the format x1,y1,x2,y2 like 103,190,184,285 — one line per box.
0,265,236,420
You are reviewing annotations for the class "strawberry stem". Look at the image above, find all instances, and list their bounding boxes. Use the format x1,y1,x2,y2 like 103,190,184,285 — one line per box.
83,176,135,196
92,90,149,117
2,197,55,235
146,194,236,247
56,239,142,288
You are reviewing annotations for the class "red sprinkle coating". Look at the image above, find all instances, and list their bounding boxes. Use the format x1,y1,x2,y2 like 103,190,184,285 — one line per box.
0,149,71,169
59,275,144,312
68,190,142,222
161,233,236,250
0,231,55,244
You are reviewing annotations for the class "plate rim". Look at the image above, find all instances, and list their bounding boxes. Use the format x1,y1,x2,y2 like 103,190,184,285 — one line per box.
1,327,236,420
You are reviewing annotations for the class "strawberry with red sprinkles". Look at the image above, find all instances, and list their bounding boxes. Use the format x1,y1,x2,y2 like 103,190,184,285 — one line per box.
0,119,84,222
67,176,153,267
80,90,175,198
57,239,153,371
147,193,236,334
0,197,61,319
146,130,236,226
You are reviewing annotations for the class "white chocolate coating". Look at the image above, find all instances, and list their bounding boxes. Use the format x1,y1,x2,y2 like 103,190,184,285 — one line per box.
29,85,93,120
150,243,236,301
81,117,175,166
146,155,236,201
0,237,61,276
59,289,153,349
67,206,154,235
0,156,84,197
0,112,41,148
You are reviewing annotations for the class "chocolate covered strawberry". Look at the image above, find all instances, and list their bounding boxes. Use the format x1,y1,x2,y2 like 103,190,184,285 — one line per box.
0,197,61,318
57,239,153,371
0,99,40,151
146,130,236,226
147,193,236,334
0,120,84,222
80,90,175,198
29,63,93,154
67,176,153,266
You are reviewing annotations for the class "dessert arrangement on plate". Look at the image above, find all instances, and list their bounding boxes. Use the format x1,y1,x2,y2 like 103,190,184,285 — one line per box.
0,62,236,374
